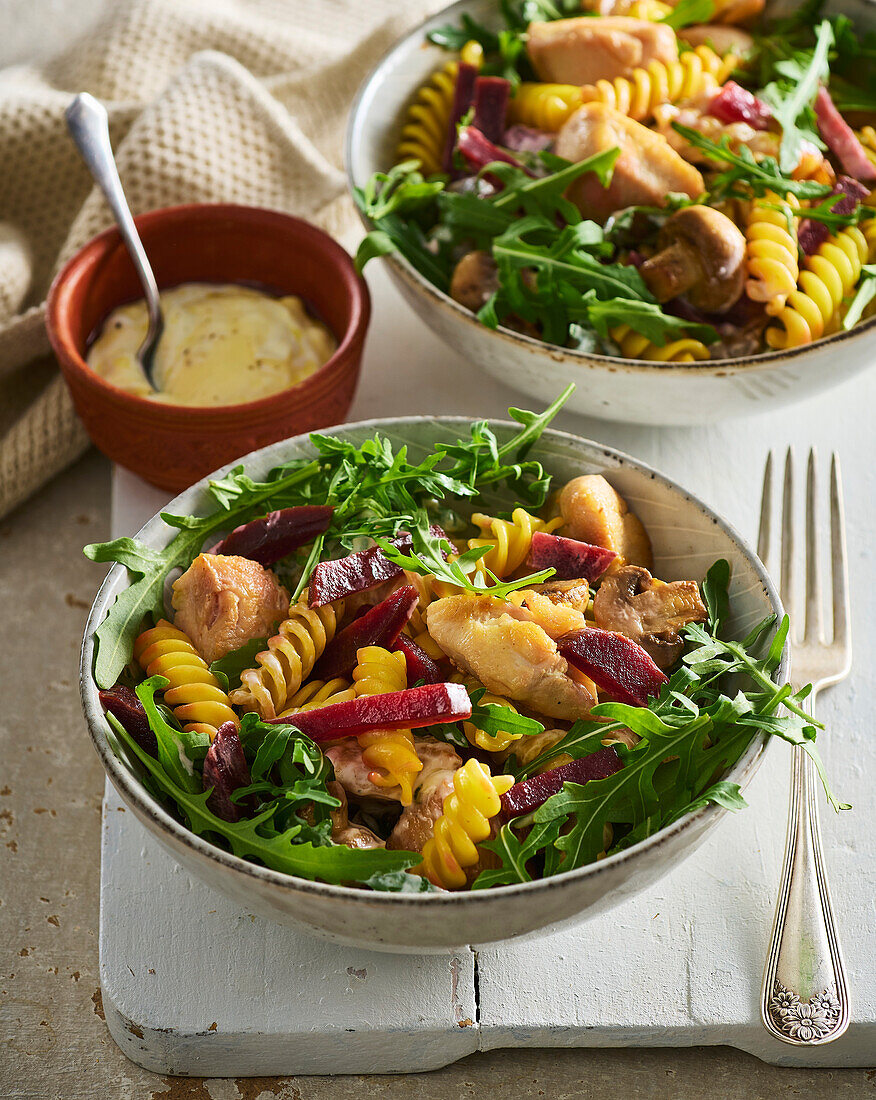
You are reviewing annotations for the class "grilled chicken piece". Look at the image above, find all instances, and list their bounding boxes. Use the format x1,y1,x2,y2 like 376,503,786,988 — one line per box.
387,738,462,853
526,578,592,612
555,103,705,223
593,565,707,669
558,474,653,570
325,739,400,801
426,595,596,721
171,553,290,663
527,17,677,86
512,589,587,639
326,781,385,850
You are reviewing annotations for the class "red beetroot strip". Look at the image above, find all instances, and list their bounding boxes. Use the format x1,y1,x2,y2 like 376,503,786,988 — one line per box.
202,721,254,822
442,62,479,173
392,632,443,684
268,683,472,742
798,175,871,255
309,537,411,607
525,530,617,582
500,747,623,821
213,506,334,566
472,76,510,144
457,125,533,176
100,686,157,757
558,628,667,707
815,86,876,182
314,585,419,680
708,81,771,130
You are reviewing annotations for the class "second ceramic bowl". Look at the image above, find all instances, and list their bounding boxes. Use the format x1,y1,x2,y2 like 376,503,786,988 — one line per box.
47,204,371,491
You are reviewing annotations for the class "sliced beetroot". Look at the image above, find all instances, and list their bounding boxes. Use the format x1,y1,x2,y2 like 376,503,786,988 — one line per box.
457,125,533,177
500,746,623,820
202,721,254,822
503,123,554,153
392,633,443,684
443,61,479,173
558,628,668,707
309,537,410,607
100,685,157,757
708,81,771,130
472,76,511,144
815,86,876,182
270,682,472,742
525,530,617,582
314,585,419,680
213,506,333,566
798,176,871,255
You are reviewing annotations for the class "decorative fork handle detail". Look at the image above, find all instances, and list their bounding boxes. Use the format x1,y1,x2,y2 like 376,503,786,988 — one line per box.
760,734,850,1045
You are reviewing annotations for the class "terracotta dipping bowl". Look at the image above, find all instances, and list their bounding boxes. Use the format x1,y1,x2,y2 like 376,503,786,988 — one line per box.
47,204,370,491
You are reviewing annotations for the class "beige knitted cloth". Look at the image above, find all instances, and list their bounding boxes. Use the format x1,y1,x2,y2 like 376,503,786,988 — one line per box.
0,0,441,519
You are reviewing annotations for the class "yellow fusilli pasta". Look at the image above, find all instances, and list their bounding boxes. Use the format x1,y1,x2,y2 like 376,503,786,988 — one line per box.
610,325,711,362
745,194,799,315
579,46,737,124
469,508,563,579
396,41,483,176
278,678,355,717
857,127,876,172
416,759,514,889
507,82,584,131
766,226,868,349
134,620,237,739
230,594,345,720
352,646,422,805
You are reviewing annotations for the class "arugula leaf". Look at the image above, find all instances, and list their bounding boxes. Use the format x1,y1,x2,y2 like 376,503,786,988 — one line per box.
209,637,268,691
660,0,715,30
472,818,563,888
589,299,718,347
134,676,201,794
110,716,419,885
843,264,876,330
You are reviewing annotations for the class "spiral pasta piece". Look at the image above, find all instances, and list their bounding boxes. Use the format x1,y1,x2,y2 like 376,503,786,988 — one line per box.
469,508,563,580
230,594,345,719
352,646,422,805
396,41,483,175
745,194,799,315
507,82,584,131
579,47,736,124
134,620,237,739
416,759,514,889
278,678,355,717
610,325,711,362
766,227,868,349
856,127,876,173
451,673,523,753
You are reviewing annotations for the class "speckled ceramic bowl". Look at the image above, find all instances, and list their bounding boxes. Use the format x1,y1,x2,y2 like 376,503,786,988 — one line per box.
79,419,786,952
346,0,876,426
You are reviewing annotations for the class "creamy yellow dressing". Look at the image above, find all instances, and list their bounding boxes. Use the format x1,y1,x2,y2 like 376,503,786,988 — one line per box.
86,283,336,406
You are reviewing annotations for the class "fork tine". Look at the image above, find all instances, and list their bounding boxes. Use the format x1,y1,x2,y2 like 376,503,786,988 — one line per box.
830,452,850,648
758,451,773,567
780,447,796,626
804,449,824,643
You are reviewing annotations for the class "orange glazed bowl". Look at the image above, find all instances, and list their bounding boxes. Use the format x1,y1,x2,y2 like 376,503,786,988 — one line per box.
47,204,371,491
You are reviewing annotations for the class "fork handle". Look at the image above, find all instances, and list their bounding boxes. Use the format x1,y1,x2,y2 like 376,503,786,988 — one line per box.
760,740,850,1045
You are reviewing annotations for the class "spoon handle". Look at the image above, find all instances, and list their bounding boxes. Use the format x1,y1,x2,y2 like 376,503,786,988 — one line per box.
65,94,162,364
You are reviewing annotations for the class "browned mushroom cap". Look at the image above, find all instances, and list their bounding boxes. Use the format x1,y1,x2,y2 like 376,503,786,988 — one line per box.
593,565,708,670
450,250,499,313
639,206,746,313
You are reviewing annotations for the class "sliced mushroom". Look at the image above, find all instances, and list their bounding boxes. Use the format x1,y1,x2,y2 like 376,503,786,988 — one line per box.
450,250,499,313
593,565,707,669
639,205,746,313
326,781,385,850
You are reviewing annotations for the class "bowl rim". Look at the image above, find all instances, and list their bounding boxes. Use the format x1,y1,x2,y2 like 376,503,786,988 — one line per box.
344,0,876,375
80,415,787,907
46,202,371,420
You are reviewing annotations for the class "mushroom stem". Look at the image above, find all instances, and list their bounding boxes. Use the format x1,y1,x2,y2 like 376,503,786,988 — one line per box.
639,240,699,304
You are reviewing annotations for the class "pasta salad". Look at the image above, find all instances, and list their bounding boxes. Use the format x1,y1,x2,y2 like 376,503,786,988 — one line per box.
355,0,876,361
87,389,841,893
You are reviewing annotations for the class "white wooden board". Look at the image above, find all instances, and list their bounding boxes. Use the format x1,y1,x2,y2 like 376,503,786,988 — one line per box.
99,263,876,1074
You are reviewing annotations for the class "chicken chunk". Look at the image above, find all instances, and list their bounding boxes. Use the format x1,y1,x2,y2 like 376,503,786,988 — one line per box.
426,595,596,721
512,589,587,639
171,553,290,663
325,738,400,802
558,475,653,569
326,781,385,850
527,17,677,86
555,103,705,223
387,738,462,853
525,579,592,613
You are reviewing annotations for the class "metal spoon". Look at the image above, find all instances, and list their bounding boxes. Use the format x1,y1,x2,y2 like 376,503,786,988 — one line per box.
65,93,163,389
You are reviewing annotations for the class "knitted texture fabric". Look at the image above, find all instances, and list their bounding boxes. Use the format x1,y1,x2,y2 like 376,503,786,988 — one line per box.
0,0,440,518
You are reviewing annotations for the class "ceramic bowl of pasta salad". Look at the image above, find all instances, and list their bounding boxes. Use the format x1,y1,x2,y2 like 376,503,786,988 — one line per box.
347,0,876,424
79,393,839,950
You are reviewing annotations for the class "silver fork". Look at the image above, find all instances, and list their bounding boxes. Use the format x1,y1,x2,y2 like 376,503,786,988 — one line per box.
757,448,851,1046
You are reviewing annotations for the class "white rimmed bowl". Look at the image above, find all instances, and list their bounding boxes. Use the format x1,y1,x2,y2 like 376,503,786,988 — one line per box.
346,0,876,426
80,418,785,951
